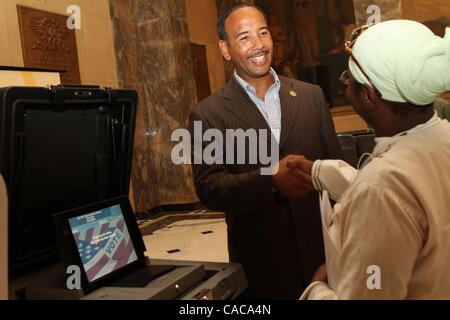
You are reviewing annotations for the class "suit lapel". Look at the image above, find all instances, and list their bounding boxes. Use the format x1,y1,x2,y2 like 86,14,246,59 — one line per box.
279,78,298,149
221,76,302,150
221,77,271,131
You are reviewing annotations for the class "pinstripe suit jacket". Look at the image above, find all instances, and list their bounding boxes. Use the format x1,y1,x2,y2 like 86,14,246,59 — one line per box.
189,76,342,299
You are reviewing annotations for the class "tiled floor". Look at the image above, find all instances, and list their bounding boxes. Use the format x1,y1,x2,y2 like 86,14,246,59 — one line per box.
143,218,229,263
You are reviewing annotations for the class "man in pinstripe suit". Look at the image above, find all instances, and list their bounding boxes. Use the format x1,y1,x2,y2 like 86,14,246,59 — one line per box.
189,3,341,299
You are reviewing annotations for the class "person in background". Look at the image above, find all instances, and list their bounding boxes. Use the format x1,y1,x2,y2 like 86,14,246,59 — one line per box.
289,20,450,299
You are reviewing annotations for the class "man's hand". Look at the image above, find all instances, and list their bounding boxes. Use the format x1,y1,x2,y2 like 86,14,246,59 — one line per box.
286,155,314,175
311,264,328,284
272,155,314,198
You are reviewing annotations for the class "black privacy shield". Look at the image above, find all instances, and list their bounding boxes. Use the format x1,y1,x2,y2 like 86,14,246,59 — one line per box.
0,86,137,276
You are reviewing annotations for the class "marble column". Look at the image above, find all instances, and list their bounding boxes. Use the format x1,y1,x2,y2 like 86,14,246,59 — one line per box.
110,0,199,213
353,0,402,25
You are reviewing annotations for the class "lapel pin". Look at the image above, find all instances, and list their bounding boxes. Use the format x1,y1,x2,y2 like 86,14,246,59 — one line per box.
290,90,297,97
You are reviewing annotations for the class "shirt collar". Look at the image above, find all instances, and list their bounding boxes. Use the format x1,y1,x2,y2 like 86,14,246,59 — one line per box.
234,68,281,93
373,112,441,157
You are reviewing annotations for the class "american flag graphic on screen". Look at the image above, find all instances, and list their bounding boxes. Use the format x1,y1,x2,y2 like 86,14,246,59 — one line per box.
69,206,138,283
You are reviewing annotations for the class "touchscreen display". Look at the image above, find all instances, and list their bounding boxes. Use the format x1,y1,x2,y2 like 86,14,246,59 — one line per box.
68,205,138,283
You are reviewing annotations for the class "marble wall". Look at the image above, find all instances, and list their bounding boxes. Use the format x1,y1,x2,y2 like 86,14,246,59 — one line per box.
353,0,402,25
403,0,450,22
0,0,118,88
185,0,226,94
110,0,199,213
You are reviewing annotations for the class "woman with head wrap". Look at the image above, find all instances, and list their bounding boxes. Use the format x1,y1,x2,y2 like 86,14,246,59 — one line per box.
291,20,450,299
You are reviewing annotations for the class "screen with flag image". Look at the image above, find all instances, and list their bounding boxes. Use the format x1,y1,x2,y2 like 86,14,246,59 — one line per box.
68,205,138,283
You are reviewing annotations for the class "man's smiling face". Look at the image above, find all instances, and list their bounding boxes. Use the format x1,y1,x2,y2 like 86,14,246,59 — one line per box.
219,7,274,82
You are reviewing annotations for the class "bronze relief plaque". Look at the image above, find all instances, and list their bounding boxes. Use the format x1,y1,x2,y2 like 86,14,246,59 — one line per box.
17,5,81,84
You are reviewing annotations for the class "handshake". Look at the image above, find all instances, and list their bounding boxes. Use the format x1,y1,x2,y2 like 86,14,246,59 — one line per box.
272,155,315,198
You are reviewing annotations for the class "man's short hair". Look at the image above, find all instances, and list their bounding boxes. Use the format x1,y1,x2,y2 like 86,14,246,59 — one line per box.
217,3,268,41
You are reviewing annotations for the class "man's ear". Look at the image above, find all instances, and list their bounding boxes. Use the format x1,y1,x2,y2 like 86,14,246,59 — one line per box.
362,85,379,112
219,40,232,61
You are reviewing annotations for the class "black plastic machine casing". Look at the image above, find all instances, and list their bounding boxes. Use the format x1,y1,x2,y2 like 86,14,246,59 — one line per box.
0,85,138,276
